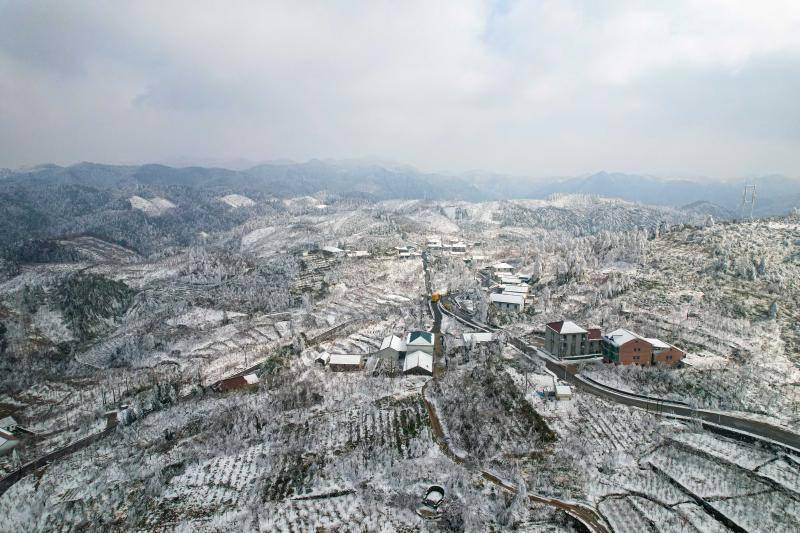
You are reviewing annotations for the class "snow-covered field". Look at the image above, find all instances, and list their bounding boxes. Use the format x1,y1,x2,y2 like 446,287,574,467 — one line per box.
2,198,799,531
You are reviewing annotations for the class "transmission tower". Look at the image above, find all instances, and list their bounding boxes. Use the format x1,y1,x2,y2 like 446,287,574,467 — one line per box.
740,184,757,220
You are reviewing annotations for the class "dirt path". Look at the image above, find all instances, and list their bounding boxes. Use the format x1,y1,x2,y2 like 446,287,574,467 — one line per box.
420,379,611,533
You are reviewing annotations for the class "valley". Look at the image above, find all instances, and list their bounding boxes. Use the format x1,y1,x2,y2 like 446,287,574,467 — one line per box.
0,185,798,532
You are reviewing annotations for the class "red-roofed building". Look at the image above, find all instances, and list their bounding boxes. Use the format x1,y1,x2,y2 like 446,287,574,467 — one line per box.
214,373,260,392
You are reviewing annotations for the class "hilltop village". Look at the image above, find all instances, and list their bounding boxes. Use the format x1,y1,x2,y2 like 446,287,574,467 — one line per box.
1,195,798,531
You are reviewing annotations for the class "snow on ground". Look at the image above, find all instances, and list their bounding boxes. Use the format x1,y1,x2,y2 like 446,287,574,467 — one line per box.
32,307,74,343
128,195,176,216
219,194,255,207
668,431,775,470
166,307,247,328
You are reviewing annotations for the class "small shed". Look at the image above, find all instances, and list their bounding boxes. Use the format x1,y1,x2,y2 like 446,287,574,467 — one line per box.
403,350,433,376
555,384,572,400
329,354,364,372
215,373,260,392
314,352,331,366
321,246,345,257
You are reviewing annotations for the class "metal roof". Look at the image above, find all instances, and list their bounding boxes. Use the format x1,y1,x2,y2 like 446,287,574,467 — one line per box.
403,350,433,373
329,354,363,365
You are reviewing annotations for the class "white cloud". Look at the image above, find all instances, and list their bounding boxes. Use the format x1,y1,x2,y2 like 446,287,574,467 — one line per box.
0,0,799,178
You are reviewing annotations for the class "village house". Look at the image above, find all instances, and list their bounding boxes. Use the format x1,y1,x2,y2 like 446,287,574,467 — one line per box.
491,262,514,274
426,236,442,251
377,335,406,360
214,373,260,392
405,331,435,355
489,263,519,283
490,293,525,312
646,337,686,365
450,242,467,255
321,246,345,257
544,321,599,358
328,353,364,372
403,350,433,376
602,328,685,366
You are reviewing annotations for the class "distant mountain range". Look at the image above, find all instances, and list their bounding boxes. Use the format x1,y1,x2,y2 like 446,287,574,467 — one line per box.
3,160,799,217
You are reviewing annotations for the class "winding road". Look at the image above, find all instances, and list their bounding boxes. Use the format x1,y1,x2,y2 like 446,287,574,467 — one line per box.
437,295,800,455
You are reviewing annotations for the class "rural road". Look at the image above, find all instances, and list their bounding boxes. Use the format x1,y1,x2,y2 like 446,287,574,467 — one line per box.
438,296,800,455
421,260,610,532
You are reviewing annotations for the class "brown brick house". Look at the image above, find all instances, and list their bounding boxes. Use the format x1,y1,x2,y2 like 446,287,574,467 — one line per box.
648,338,685,365
602,328,684,366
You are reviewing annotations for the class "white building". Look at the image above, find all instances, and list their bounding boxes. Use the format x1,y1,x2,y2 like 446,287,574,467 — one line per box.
377,335,406,360
328,353,363,372
555,384,573,400
490,293,525,312
405,331,435,355
403,350,433,376
491,262,514,274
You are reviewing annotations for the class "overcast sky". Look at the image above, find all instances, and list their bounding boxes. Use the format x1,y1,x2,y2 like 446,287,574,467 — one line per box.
1,1,799,179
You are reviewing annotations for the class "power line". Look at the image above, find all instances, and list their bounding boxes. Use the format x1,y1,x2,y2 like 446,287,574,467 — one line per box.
740,184,757,220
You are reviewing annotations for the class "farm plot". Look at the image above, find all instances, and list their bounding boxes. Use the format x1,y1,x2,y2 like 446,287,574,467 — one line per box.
605,468,692,507
599,493,727,532
142,391,433,528
597,496,653,532
709,490,800,532
259,492,421,531
310,257,423,324
672,503,731,533
757,457,800,495
644,443,770,499
668,431,777,471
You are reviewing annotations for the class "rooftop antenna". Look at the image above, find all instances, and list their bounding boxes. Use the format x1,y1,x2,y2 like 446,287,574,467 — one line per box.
741,184,757,220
